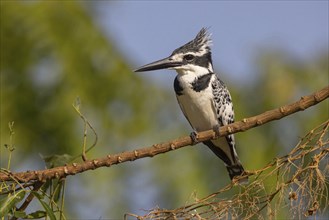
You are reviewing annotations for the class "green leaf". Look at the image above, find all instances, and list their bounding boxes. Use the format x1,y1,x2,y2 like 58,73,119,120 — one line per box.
25,210,47,219
0,190,26,217
41,178,65,203
52,180,64,203
13,210,27,218
32,192,56,220
41,154,73,169
41,179,52,194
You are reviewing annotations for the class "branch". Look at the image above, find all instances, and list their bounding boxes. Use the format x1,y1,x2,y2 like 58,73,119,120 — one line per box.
1,86,328,183
128,120,329,219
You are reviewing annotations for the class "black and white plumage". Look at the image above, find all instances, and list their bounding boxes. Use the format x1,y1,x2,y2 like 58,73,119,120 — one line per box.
135,28,247,183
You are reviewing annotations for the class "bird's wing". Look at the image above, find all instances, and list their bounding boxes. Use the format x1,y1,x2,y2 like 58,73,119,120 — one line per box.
207,77,239,165
204,76,246,180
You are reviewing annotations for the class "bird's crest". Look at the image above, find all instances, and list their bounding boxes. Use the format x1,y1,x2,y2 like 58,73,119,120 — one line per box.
172,27,212,55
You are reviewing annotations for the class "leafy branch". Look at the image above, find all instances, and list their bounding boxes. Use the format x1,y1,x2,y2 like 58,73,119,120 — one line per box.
0,85,328,184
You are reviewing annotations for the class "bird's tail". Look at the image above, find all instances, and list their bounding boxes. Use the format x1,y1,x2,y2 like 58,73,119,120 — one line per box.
226,163,248,184
203,139,248,184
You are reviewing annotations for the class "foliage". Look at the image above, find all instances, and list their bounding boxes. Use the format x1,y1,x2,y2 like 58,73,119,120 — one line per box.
0,1,172,156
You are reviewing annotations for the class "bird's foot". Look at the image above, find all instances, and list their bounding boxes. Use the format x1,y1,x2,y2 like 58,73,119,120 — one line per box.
213,124,221,138
190,130,199,145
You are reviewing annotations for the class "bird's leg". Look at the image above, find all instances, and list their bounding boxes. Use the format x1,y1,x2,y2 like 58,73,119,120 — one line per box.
213,124,221,138
190,130,199,145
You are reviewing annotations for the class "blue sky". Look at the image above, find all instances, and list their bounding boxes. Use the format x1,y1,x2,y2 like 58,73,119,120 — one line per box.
97,1,328,86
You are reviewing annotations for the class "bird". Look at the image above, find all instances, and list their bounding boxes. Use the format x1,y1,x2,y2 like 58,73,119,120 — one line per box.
134,28,247,183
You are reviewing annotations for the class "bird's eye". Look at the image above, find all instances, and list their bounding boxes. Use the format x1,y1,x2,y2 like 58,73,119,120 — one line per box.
184,54,195,62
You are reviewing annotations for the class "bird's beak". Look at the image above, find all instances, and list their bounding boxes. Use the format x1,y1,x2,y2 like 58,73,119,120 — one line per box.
134,56,182,72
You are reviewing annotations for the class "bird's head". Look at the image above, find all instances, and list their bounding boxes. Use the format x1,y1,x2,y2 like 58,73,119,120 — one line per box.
134,28,214,76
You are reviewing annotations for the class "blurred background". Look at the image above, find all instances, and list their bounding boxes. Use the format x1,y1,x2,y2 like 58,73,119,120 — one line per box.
1,1,328,218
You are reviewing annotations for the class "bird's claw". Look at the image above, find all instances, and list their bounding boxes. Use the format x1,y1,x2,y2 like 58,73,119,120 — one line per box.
213,124,221,138
190,130,199,145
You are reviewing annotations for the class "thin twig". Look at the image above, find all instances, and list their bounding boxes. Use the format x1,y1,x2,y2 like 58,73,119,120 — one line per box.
137,120,328,219
72,98,98,161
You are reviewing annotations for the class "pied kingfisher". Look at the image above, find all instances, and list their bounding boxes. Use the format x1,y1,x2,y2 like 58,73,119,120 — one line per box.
135,28,247,183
